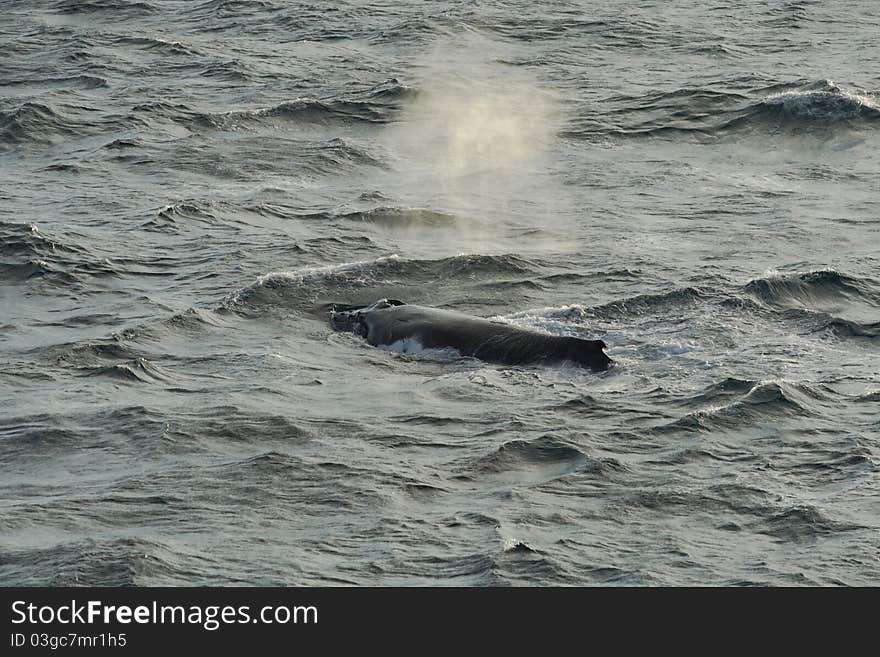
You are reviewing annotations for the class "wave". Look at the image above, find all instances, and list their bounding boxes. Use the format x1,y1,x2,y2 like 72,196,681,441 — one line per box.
715,81,880,134
0,74,108,91
465,435,630,493
103,137,144,149
478,15,611,41
102,308,229,358
750,505,866,542
164,407,311,445
185,0,281,18
300,138,387,174
0,102,83,149
586,287,706,320
0,536,218,586
197,60,254,82
31,306,231,385
471,435,588,474
223,253,539,316
112,307,229,345
257,202,461,228
0,100,140,150
208,452,386,512
49,335,201,384
115,35,203,57
54,340,149,366
0,221,80,259
569,80,880,141
82,358,182,384
153,201,223,228
53,0,159,15
128,101,219,130
760,85,880,121
468,13,665,47
236,96,393,125
31,304,233,380
621,486,774,517
676,377,762,407
743,269,879,307
742,269,880,341
618,487,869,550
336,206,460,228
178,1,352,42
0,221,189,288
478,287,703,341
538,268,641,285
125,135,385,182
0,222,92,287
0,412,83,453
130,81,411,133
147,198,336,231
806,314,880,340
0,80,406,152
0,259,83,287
655,380,830,433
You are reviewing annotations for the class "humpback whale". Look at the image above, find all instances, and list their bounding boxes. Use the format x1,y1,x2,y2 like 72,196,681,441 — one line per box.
329,299,611,370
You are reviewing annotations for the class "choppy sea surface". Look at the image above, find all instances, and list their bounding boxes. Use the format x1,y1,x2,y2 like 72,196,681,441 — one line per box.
2,1,879,586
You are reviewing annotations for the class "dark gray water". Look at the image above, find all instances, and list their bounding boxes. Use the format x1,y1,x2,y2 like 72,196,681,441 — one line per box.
2,0,879,585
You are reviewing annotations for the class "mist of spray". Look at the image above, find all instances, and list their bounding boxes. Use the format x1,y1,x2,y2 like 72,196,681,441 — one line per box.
380,34,572,254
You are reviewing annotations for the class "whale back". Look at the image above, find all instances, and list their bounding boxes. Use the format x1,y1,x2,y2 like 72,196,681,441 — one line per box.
358,303,611,370
559,336,611,371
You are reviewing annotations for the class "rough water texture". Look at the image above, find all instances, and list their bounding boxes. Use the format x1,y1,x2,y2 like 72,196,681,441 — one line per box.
1,1,878,586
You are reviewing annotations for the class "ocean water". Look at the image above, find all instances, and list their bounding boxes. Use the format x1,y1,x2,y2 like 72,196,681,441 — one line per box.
1,0,878,586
